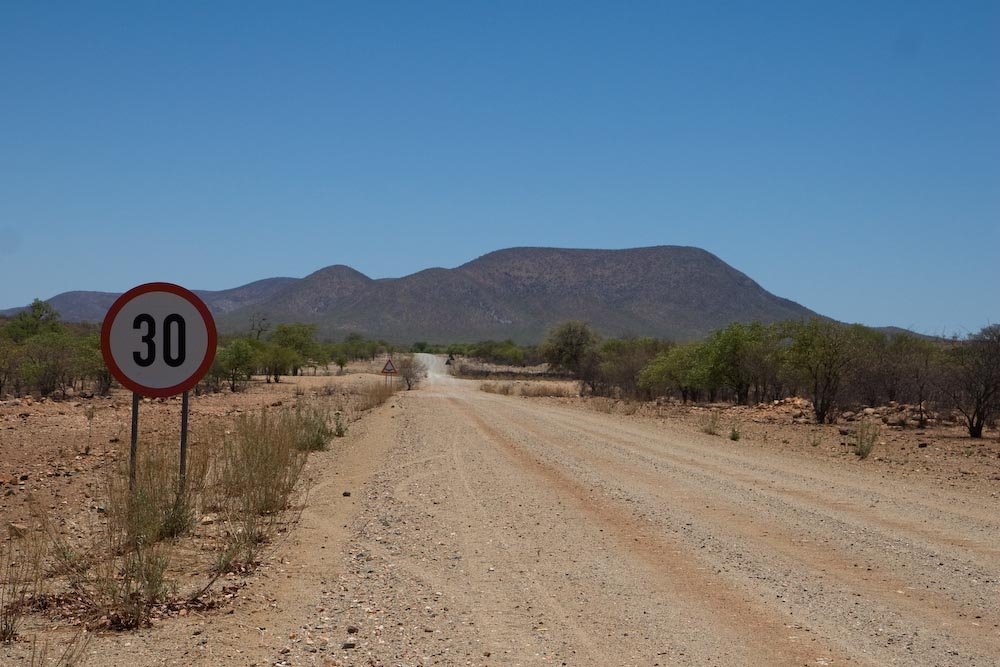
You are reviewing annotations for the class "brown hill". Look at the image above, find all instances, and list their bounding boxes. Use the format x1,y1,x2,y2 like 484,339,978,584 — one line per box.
217,246,818,342
3,246,819,343
0,278,299,324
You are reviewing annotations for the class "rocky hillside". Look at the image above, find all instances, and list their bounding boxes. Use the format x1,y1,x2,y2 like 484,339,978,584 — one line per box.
3,246,819,342
0,278,299,323
218,246,818,342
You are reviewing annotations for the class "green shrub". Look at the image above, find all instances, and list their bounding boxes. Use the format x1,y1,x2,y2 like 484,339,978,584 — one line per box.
293,404,333,451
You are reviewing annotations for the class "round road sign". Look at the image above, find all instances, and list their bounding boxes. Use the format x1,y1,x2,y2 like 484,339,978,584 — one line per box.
100,283,217,398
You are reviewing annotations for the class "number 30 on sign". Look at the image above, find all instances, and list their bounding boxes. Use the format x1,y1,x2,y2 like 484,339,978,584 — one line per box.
101,283,218,398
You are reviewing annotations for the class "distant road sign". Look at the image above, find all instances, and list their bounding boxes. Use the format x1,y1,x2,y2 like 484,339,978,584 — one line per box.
101,283,217,398
381,358,398,374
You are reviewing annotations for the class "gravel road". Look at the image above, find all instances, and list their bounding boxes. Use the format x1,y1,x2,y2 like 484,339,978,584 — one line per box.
72,356,999,666
313,354,1000,666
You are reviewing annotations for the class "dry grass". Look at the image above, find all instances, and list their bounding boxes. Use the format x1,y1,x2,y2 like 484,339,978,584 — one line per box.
357,382,395,411
853,418,880,459
519,383,575,398
333,412,347,438
1,531,45,643
7,377,396,647
699,409,722,436
207,408,310,574
481,382,514,395
29,629,90,666
45,402,329,628
42,436,214,629
291,403,334,452
481,381,575,398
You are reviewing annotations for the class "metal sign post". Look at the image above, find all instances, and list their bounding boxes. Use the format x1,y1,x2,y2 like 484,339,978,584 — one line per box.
179,390,190,490
101,283,217,493
129,392,140,490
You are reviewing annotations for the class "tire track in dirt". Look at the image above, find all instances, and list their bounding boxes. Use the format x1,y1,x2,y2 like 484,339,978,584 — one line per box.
481,397,1000,664
501,396,1000,526
517,398,1000,558
449,396,860,667
386,439,597,663
443,425,607,663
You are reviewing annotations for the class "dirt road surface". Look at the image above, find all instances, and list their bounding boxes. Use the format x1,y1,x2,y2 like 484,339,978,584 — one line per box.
76,355,1000,666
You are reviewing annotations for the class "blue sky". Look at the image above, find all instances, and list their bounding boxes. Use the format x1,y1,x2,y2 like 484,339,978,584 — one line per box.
1,1,997,336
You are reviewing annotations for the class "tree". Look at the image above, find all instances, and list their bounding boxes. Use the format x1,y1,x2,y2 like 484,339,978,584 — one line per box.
334,353,348,374
0,337,20,396
248,312,271,341
639,342,706,402
743,322,787,403
258,343,299,383
938,325,1000,438
598,337,665,398
541,321,598,376
786,320,859,423
397,355,427,390
269,323,318,375
217,339,257,392
20,330,77,396
198,357,225,394
3,299,62,344
896,334,939,427
74,333,112,395
702,324,755,404
849,327,890,406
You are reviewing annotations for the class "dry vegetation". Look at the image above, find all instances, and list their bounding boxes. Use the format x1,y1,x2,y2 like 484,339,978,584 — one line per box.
480,380,576,398
0,363,396,663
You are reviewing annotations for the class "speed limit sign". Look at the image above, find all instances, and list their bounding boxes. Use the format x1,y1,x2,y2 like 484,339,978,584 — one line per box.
101,283,217,398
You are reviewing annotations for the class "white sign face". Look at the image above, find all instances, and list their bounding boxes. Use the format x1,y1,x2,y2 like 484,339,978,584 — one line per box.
101,283,217,397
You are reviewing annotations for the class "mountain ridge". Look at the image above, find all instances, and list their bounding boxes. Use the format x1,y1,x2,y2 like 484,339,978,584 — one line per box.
2,246,820,342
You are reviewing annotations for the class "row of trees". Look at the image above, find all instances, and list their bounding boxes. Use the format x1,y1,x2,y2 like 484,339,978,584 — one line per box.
0,305,400,398
206,326,398,392
538,319,1000,439
6,302,998,439
0,301,111,398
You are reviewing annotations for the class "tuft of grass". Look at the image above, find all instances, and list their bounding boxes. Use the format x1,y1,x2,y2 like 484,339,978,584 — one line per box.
729,425,741,441
84,405,96,452
853,418,879,460
519,383,574,398
29,629,90,666
333,412,347,438
480,382,514,396
358,382,395,411
44,394,351,629
62,437,210,629
208,406,319,573
108,438,211,544
292,403,333,451
1,530,45,643
217,409,308,517
700,410,722,436
619,401,640,416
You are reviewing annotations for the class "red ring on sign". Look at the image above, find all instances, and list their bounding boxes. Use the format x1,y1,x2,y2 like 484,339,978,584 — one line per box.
100,282,218,398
